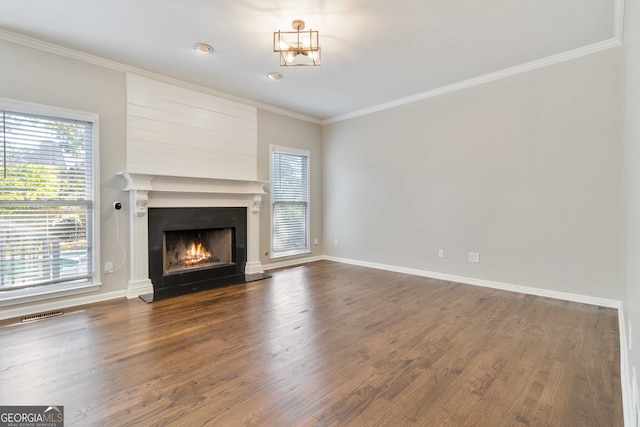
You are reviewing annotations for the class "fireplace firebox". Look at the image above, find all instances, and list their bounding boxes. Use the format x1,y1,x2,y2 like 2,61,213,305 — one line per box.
147,207,247,301
163,228,234,275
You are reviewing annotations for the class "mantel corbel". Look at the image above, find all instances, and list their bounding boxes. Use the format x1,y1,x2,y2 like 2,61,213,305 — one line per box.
118,172,154,191
251,195,263,213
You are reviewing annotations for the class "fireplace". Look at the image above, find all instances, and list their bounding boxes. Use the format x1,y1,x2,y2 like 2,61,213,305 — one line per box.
147,207,248,301
164,228,234,274
118,172,267,301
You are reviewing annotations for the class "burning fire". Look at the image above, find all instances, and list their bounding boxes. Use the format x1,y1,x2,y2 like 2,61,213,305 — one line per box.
182,242,213,267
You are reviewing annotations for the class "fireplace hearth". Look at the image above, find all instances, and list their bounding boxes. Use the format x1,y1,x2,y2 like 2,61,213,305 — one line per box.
145,207,255,301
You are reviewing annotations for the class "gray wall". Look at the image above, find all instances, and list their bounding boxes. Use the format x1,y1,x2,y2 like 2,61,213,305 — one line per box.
257,109,323,266
0,38,130,305
623,0,640,418
323,48,622,300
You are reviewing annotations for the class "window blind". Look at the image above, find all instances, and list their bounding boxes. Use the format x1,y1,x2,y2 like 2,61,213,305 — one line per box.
271,150,309,256
0,110,94,292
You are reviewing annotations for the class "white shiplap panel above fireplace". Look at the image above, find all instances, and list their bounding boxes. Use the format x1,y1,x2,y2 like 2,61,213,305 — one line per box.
126,74,257,181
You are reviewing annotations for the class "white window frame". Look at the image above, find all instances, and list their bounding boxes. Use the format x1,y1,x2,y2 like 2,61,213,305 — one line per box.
270,145,310,259
0,98,101,307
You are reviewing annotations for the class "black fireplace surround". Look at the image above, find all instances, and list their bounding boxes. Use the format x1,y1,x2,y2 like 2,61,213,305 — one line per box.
147,207,247,301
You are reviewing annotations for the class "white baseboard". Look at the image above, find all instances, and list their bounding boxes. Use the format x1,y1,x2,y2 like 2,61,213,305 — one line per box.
263,255,325,272
0,290,127,321
619,308,635,427
323,256,622,309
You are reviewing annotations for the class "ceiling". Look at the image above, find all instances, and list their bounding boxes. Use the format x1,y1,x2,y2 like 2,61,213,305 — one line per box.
0,0,620,121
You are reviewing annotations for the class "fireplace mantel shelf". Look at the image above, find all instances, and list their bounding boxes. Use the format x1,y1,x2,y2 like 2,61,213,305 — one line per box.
118,172,268,195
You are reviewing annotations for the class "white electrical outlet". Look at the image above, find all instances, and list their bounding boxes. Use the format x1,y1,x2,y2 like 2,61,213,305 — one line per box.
104,261,114,274
469,252,480,263
334,238,339,246
314,237,319,246
438,249,445,258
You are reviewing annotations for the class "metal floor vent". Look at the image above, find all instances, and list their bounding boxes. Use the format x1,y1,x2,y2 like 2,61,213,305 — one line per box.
21,310,64,323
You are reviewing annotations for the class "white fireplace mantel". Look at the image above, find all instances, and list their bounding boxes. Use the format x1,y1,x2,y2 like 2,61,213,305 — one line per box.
118,172,268,195
117,171,268,299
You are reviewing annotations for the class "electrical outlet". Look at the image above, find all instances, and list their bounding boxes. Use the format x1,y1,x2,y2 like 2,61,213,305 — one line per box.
314,237,319,246
438,249,445,258
334,238,339,246
104,261,114,274
469,252,480,263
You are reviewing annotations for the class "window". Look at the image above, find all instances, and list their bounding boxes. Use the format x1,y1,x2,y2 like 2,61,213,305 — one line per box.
270,146,310,258
0,99,99,304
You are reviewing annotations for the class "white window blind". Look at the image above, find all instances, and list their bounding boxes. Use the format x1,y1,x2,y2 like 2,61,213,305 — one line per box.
271,148,309,257
0,108,95,293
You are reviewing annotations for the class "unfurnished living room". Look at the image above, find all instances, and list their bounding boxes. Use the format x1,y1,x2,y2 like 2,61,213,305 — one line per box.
0,1,639,426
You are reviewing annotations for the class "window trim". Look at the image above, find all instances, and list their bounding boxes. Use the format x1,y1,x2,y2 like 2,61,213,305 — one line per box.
0,97,101,307
270,144,310,260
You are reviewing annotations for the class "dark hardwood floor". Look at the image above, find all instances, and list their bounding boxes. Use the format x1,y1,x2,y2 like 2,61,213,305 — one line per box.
0,261,622,426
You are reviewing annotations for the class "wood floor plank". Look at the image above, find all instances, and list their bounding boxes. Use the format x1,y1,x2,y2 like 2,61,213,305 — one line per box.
0,260,622,426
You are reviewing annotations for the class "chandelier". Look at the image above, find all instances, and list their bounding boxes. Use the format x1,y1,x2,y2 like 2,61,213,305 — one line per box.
273,20,321,66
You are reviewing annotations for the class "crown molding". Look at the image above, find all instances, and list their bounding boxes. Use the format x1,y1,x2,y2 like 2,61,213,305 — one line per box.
0,12,624,129
0,29,321,125
323,37,622,125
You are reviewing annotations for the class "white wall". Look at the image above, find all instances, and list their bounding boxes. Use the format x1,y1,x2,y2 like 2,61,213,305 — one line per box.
623,0,640,421
323,48,622,300
126,74,258,181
